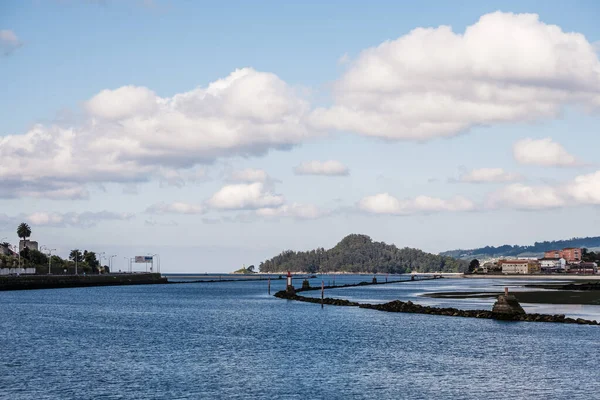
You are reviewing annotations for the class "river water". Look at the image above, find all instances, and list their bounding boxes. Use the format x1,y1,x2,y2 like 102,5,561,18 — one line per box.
1,275,599,399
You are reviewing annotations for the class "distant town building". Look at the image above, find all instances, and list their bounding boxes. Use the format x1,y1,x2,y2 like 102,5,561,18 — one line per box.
567,262,598,274
539,257,566,272
543,247,582,263
500,259,541,274
19,240,39,252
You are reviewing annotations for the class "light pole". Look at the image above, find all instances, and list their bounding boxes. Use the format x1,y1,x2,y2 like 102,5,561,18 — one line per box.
74,249,79,275
147,253,160,273
45,248,56,274
98,252,105,271
109,255,117,273
154,254,160,273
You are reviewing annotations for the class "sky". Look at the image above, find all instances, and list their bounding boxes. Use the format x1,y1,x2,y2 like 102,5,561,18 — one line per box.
1,0,600,272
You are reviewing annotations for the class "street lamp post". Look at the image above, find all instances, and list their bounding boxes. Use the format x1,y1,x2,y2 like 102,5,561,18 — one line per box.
147,253,160,273
74,249,79,275
109,255,117,273
98,252,105,274
46,248,56,274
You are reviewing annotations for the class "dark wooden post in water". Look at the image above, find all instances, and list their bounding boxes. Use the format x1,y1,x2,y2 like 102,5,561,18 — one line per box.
321,280,324,308
268,277,271,295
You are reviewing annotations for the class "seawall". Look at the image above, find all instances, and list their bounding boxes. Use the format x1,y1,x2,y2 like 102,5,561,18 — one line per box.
0,273,168,291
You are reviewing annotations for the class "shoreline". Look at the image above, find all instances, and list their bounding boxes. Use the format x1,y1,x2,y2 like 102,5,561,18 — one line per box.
0,273,168,291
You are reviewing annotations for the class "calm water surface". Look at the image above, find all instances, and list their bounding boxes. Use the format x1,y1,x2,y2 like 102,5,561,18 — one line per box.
1,275,599,399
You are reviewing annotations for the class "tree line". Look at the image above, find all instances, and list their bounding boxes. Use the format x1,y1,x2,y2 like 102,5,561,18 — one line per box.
259,234,467,273
0,223,109,274
441,236,600,259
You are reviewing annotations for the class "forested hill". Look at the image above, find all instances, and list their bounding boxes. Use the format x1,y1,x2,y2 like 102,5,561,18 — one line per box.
440,236,600,260
259,234,467,273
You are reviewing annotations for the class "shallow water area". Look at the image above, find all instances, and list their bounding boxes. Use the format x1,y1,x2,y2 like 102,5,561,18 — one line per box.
1,275,599,399
301,276,600,320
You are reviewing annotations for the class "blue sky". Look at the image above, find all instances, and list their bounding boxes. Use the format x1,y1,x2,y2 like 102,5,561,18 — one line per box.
1,0,600,272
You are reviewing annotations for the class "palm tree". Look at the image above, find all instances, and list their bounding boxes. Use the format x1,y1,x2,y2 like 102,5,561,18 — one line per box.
17,222,32,250
69,249,83,263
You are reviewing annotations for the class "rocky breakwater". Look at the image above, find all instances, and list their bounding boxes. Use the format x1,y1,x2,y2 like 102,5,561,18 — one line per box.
274,287,600,325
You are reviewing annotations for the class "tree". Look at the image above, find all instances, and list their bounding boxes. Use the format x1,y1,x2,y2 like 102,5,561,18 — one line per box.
69,250,83,263
28,249,48,265
17,222,32,248
247,265,255,272
84,251,99,273
468,259,480,273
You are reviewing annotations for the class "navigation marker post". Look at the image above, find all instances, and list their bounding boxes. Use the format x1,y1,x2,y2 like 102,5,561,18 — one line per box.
321,280,324,309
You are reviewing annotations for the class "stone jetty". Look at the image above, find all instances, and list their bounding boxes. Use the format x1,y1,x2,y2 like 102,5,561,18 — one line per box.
274,281,600,325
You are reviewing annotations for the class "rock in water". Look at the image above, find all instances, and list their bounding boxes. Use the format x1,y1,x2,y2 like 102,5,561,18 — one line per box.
492,294,525,315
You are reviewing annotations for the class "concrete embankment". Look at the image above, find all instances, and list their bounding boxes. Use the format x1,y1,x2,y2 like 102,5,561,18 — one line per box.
0,273,168,291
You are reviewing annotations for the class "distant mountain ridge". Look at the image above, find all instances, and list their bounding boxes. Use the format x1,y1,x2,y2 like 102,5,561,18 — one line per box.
440,236,600,260
259,234,467,273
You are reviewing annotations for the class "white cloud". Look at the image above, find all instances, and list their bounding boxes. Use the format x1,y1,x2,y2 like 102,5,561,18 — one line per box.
309,12,600,140
570,171,600,205
459,168,521,183
0,211,134,228
26,212,65,226
488,171,600,211
337,53,350,65
0,29,22,55
228,168,269,183
146,202,205,214
0,68,314,198
206,182,284,210
487,183,566,210
294,160,349,176
358,193,475,215
256,203,329,220
85,86,158,120
513,137,578,167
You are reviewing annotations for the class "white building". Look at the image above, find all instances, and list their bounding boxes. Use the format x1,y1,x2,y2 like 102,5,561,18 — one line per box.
539,258,566,270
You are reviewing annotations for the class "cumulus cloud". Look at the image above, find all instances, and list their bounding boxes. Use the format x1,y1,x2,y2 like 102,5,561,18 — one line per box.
0,68,313,199
146,202,205,214
513,138,579,167
255,203,329,220
309,12,600,140
459,168,521,183
0,29,22,55
358,193,475,215
487,183,565,210
568,171,600,205
227,168,269,183
294,160,349,176
206,182,284,210
488,171,600,210
0,211,133,228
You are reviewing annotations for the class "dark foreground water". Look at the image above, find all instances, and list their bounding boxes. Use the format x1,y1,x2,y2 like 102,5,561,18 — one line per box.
1,276,599,399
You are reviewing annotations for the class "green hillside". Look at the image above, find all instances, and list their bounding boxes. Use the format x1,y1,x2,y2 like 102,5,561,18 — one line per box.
259,234,467,273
